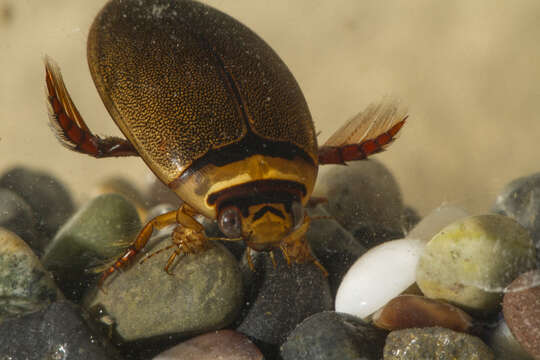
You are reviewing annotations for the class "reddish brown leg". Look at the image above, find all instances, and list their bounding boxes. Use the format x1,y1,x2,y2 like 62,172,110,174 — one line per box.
44,57,138,158
318,118,406,165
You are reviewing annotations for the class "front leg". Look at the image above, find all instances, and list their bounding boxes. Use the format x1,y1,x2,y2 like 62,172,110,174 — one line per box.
318,98,407,165
44,57,138,158
99,204,208,286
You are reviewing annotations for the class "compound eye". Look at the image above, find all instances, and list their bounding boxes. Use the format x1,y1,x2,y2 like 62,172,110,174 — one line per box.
291,201,304,230
218,206,243,238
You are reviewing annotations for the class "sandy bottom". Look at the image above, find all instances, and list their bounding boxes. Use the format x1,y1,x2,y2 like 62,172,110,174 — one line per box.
2,0,540,216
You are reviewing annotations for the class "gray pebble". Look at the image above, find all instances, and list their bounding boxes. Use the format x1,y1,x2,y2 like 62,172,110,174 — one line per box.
384,327,494,360
42,193,141,301
281,311,387,360
0,188,41,253
318,159,403,235
0,228,61,322
0,166,74,240
85,238,243,342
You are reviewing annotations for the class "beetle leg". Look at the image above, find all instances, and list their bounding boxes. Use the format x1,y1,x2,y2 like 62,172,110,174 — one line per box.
99,210,178,287
279,216,329,276
318,98,407,165
269,250,278,269
246,248,255,271
44,57,138,158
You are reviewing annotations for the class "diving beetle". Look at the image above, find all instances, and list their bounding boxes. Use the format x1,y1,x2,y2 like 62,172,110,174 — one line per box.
44,0,406,284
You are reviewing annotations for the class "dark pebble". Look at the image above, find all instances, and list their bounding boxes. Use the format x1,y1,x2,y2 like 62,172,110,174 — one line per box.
493,172,540,265
237,249,333,347
0,166,75,240
306,204,366,295
0,188,41,253
0,300,120,359
281,311,387,360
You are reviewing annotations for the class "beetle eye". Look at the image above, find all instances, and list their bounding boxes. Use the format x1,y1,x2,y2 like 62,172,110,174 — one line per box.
218,206,243,238
291,201,304,229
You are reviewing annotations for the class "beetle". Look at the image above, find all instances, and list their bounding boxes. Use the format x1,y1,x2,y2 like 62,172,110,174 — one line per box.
44,0,406,284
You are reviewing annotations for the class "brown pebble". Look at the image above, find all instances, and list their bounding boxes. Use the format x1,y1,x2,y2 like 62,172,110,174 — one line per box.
503,270,540,359
152,330,263,360
372,294,473,332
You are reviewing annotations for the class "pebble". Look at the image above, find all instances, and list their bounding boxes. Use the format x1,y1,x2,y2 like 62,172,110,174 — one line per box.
153,330,263,360
493,172,540,265
92,176,148,220
416,214,537,315
0,300,119,359
318,159,404,236
0,166,75,240
406,204,468,242
42,193,142,301
281,311,387,360
383,327,494,360
237,249,333,347
487,318,534,360
335,237,424,319
0,228,61,322
306,204,366,295
503,270,540,359
85,238,243,342
372,294,473,332
0,188,41,253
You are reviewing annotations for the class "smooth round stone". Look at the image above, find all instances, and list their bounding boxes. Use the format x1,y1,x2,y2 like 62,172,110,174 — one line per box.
493,172,540,265
0,228,61,322
153,330,263,360
335,237,424,319
406,204,468,242
372,294,473,332
92,176,148,221
85,239,243,342
384,327,494,360
237,249,333,346
487,319,534,360
503,270,540,359
318,159,403,235
306,205,366,295
0,300,119,359
0,166,75,239
416,214,537,315
42,193,141,301
281,311,387,360
0,188,41,253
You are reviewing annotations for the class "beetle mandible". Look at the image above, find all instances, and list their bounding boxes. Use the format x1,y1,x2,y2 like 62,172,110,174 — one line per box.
44,0,407,284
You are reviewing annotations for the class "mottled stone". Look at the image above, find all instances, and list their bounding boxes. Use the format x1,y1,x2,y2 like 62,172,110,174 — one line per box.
384,327,494,360
407,204,468,242
503,270,540,359
0,228,61,322
281,311,387,360
0,166,75,239
416,214,536,315
153,330,263,360
493,172,540,265
487,319,534,360
318,159,403,235
237,249,333,346
85,238,243,342
0,188,41,253
306,204,366,295
0,300,120,359
42,193,141,301
372,294,473,332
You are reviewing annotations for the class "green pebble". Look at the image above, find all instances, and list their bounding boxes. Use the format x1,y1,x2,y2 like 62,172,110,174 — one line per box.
416,214,536,315
42,194,141,300
0,228,61,322
384,327,494,360
84,238,243,342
